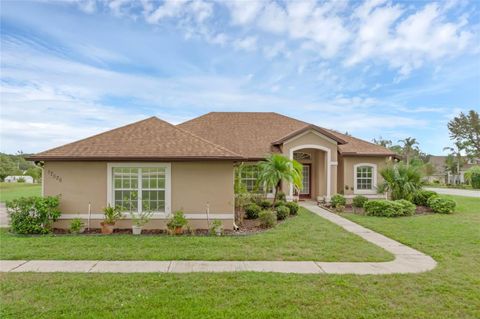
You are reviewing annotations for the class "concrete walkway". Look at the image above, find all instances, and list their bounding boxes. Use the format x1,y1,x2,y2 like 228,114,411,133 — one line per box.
0,203,437,275
424,187,480,198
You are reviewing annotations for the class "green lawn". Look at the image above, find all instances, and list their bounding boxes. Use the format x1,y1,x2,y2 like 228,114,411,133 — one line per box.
0,208,392,262
0,182,41,202
1,195,479,318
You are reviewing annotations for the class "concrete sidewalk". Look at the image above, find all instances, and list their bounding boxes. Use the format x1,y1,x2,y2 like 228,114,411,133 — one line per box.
0,204,437,275
424,187,480,198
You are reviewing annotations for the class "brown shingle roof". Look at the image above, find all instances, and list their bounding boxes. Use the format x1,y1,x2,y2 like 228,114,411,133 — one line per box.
325,130,398,157
28,117,243,161
179,112,309,159
179,112,395,158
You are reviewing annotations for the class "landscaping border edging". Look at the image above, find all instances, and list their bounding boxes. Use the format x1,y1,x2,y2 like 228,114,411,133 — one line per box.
0,203,437,275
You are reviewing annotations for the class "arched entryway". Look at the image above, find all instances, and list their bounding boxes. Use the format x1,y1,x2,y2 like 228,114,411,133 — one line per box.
288,144,333,201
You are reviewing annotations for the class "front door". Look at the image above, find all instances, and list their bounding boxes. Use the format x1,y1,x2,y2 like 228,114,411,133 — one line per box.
300,164,311,199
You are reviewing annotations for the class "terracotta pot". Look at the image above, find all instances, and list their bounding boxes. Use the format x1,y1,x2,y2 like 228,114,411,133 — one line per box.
101,222,115,234
175,226,183,235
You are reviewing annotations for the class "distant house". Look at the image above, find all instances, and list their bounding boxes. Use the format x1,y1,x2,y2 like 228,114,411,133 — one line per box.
427,156,480,184
4,175,34,183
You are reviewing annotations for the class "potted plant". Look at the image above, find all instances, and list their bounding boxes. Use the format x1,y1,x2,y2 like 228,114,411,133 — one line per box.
210,219,223,236
130,209,153,235
69,218,85,234
101,205,123,234
167,210,188,235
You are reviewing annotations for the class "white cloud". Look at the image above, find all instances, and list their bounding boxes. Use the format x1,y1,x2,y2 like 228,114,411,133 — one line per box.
146,0,188,23
225,0,263,25
257,1,288,33
75,0,97,13
233,36,257,51
263,41,288,59
347,2,474,75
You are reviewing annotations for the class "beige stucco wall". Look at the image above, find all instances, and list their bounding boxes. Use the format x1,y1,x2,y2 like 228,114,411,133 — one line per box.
44,161,235,230
281,130,337,199
340,156,391,196
43,162,107,214
171,161,234,214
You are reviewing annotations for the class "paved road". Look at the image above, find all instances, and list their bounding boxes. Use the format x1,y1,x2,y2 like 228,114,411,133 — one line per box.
0,203,437,275
425,187,480,198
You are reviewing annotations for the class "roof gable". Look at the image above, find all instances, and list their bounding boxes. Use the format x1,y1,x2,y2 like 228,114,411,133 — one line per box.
29,117,243,161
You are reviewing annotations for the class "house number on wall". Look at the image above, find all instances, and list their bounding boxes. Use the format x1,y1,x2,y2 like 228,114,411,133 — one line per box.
47,169,62,183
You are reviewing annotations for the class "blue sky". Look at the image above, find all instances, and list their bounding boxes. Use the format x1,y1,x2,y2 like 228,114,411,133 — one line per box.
1,0,479,155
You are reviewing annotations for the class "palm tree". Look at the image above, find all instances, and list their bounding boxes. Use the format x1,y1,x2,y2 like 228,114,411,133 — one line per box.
443,142,464,184
257,154,303,205
377,163,423,201
398,137,419,167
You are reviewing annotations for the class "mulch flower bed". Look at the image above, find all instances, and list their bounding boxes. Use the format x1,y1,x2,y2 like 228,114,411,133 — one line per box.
51,214,294,236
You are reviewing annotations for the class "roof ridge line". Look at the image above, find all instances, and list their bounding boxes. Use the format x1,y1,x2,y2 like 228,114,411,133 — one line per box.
34,117,155,156
174,123,244,158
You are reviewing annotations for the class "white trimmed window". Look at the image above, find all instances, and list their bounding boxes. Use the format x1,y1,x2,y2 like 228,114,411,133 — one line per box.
240,165,260,192
237,164,273,194
354,164,377,194
108,163,171,214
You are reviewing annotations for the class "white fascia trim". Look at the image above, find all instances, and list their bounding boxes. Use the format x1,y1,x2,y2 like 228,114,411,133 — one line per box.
289,144,332,200
353,163,378,195
283,129,338,146
58,213,234,220
107,162,172,215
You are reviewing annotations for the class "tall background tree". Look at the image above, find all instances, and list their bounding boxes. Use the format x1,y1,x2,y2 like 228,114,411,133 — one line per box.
447,110,480,158
397,137,419,167
443,141,464,184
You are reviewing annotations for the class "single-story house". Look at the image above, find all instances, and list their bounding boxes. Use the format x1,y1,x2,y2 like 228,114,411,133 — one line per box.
427,155,480,184
4,175,34,183
28,112,396,230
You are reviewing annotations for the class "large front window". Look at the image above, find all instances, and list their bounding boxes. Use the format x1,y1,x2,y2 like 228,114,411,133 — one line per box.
355,164,376,193
110,164,169,213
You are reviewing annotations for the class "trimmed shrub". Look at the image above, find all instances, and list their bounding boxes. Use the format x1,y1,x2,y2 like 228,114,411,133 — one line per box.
427,195,440,208
285,201,299,215
277,191,286,201
465,166,480,189
6,196,61,234
352,195,368,209
330,194,346,208
259,210,276,228
428,197,456,214
273,200,287,208
413,190,438,206
275,205,290,220
244,203,261,219
259,199,272,209
363,200,404,217
395,199,416,216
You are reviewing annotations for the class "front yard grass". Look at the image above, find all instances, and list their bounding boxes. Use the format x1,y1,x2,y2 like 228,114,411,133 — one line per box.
1,195,478,318
0,182,41,202
0,208,392,262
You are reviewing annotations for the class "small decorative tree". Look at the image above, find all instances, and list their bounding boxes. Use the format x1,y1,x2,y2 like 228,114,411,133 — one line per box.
257,154,303,206
377,163,423,201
